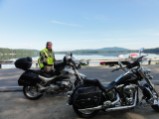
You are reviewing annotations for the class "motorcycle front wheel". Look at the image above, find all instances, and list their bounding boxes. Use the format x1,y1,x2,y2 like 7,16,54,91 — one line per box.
23,86,43,100
73,105,99,118
151,99,159,112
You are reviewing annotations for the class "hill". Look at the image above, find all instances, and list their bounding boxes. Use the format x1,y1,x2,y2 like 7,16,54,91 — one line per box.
56,47,132,55
56,47,159,55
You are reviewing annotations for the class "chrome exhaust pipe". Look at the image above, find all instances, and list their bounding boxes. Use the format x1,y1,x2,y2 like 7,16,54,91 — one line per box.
105,92,137,112
78,106,103,111
111,93,120,105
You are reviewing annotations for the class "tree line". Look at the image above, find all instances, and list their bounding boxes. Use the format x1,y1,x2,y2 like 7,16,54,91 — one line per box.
144,48,159,54
0,48,39,61
56,47,159,55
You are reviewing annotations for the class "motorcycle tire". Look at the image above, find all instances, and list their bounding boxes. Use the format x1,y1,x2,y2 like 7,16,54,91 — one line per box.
73,105,99,118
23,86,43,100
151,89,159,112
151,100,159,112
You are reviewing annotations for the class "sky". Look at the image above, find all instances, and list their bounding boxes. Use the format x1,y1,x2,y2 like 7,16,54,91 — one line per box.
0,0,159,51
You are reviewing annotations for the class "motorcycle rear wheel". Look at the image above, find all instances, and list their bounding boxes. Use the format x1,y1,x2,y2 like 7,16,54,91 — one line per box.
73,105,99,118
23,86,43,100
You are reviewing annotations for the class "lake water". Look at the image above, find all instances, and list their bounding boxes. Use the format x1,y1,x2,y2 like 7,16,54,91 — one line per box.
1,54,117,69
1,53,159,69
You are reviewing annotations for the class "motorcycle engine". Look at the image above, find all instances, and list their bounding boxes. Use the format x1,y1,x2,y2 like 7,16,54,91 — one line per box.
105,89,117,101
46,80,72,93
56,80,72,91
123,84,137,105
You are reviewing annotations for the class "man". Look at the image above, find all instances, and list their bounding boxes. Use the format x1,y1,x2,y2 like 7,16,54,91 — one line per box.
38,41,56,73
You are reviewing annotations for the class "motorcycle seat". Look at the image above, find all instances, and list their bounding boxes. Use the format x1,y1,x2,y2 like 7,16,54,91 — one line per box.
28,69,41,74
28,69,55,78
40,71,56,78
83,78,99,85
83,78,116,92
102,81,116,91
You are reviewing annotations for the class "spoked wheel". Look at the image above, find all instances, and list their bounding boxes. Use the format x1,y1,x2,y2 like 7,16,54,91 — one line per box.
73,105,99,118
23,86,43,100
150,87,159,112
151,98,159,112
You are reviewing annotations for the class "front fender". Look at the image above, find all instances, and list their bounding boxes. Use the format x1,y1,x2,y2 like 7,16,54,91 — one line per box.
141,83,152,100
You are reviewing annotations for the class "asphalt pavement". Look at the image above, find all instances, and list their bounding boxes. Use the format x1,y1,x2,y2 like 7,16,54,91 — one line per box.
0,65,159,92
0,66,159,119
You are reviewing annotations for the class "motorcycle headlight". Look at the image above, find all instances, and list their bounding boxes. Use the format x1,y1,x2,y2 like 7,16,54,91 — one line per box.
144,68,151,74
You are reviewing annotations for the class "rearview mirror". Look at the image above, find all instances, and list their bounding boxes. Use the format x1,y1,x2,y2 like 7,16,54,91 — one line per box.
139,48,144,56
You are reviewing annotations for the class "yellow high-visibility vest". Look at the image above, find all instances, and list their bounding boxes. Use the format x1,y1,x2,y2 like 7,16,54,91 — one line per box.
38,48,55,68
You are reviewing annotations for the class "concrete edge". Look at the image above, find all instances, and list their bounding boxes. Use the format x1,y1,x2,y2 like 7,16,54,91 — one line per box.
0,86,22,92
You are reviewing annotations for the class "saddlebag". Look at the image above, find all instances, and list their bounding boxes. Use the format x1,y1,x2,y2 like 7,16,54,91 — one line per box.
18,70,40,86
73,86,102,109
15,57,32,70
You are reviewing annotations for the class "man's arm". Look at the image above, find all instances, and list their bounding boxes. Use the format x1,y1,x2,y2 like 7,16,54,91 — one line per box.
40,51,47,65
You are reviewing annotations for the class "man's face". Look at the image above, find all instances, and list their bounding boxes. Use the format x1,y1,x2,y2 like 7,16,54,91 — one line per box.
47,42,52,50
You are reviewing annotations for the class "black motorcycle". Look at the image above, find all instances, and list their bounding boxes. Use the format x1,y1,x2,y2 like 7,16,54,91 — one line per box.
15,54,84,100
68,55,159,118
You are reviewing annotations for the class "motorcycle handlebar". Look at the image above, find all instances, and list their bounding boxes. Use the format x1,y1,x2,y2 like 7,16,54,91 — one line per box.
126,55,145,69
67,58,81,69
126,61,140,69
114,55,146,71
111,68,120,72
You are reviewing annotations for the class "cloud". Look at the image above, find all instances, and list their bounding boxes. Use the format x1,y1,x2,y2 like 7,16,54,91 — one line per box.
51,20,82,27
